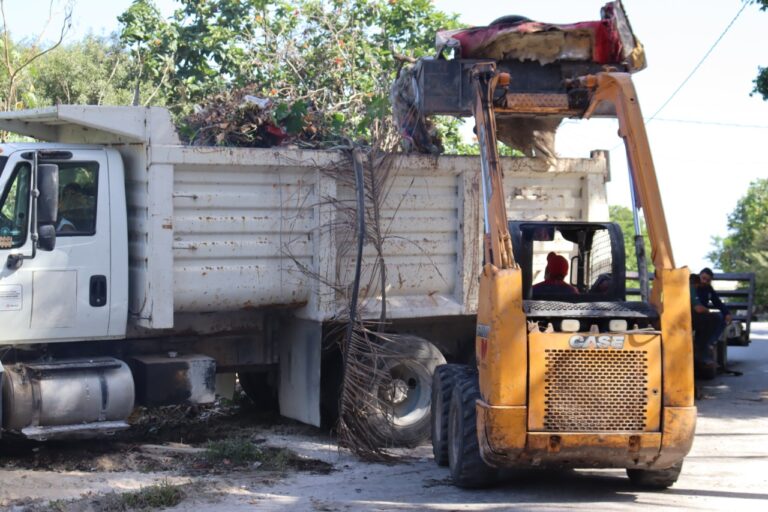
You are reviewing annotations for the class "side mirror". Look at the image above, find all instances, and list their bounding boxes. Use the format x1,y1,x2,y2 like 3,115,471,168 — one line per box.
37,224,56,252
37,164,59,225
36,164,59,252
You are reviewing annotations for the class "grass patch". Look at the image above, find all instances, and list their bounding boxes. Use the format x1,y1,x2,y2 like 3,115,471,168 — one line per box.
204,438,262,465
201,438,314,472
106,480,185,511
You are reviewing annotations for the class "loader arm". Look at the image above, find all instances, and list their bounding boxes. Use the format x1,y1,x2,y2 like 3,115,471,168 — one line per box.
578,72,675,271
471,63,516,270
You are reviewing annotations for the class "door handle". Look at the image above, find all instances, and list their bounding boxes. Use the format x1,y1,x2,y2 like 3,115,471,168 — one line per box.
89,275,107,307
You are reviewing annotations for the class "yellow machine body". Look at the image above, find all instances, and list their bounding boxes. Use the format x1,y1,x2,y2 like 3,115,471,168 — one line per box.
474,264,696,470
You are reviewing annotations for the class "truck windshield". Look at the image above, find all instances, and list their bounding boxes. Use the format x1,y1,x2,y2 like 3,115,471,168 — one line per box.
0,163,32,249
0,156,8,177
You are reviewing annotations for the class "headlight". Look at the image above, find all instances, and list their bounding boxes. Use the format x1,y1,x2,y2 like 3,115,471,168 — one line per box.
609,319,628,332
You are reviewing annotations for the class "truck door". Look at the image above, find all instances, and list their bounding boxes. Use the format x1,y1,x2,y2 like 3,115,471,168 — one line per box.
0,149,112,344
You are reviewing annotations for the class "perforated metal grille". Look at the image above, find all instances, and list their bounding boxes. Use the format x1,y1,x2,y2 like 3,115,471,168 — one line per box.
543,349,649,432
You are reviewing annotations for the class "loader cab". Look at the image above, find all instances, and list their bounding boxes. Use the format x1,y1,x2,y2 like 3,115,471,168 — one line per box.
509,221,627,302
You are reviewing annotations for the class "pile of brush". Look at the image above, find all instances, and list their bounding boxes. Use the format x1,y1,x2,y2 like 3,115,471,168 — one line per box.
182,85,330,148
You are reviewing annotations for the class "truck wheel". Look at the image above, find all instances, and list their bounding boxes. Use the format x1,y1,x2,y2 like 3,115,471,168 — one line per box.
626,462,683,489
367,335,446,447
432,364,470,466
238,370,278,411
447,372,498,488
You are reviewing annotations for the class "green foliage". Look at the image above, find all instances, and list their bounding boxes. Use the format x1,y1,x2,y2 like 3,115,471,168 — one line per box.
118,0,461,139
752,66,768,100
204,438,262,465
609,205,653,273
28,35,143,107
110,480,185,510
709,179,768,307
751,1,768,99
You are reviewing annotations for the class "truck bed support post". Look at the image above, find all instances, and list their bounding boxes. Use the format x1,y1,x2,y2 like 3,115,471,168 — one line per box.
278,318,322,427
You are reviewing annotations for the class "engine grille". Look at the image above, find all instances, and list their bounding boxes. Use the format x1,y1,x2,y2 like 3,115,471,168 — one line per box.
543,349,649,432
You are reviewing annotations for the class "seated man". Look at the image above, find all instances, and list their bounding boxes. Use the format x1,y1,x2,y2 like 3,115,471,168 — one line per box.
690,273,722,379
57,183,88,233
532,252,579,298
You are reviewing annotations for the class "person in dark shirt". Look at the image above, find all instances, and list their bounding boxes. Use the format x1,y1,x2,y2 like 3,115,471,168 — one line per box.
532,252,579,297
696,267,732,324
690,268,730,378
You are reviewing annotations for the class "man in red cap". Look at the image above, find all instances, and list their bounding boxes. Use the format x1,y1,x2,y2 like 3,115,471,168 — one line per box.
532,252,579,297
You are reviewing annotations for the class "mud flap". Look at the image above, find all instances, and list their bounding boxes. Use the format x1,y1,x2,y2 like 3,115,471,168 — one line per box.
278,319,321,427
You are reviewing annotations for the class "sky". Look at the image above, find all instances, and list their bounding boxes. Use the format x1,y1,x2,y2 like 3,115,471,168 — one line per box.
4,0,768,272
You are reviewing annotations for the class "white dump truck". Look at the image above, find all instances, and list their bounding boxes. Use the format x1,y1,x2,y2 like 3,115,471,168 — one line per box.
0,105,609,441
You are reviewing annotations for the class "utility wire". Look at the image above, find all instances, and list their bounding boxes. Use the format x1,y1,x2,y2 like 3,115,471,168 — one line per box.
603,2,750,152
563,117,768,129
645,1,749,123
654,117,768,129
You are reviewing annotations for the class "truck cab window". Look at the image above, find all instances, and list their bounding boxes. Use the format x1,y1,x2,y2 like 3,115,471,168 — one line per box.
0,163,31,249
56,163,98,236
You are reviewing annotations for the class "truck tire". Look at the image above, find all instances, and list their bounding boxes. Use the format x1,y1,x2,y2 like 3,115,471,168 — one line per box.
431,364,471,466
447,372,498,488
238,370,278,411
626,461,683,489
367,335,446,447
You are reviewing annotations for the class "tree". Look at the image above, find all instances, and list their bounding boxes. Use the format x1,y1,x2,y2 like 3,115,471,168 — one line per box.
709,179,768,308
118,0,461,140
28,35,147,107
751,0,768,99
609,205,653,273
0,0,73,111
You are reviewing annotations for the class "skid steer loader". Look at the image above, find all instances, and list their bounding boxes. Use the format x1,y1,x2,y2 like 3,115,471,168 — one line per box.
423,58,695,489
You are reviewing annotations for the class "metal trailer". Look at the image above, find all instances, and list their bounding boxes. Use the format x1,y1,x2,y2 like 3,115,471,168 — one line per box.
0,105,609,440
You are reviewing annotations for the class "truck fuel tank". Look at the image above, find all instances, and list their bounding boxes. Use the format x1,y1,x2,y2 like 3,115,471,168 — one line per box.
1,357,135,440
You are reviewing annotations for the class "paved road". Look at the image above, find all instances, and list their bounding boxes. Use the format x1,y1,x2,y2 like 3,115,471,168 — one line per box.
2,325,766,511
231,323,768,511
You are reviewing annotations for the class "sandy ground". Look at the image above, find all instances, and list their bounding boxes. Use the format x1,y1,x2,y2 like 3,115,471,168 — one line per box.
2,324,767,511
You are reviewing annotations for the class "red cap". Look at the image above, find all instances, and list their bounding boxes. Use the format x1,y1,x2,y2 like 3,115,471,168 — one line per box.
546,252,569,280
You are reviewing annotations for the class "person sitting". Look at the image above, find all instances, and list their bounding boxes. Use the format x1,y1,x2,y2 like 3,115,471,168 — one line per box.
57,183,87,233
690,273,719,378
532,252,579,298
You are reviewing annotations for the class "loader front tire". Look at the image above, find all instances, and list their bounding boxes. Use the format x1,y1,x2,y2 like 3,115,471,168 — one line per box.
431,364,470,466
626,461,683,489
447,372,497,488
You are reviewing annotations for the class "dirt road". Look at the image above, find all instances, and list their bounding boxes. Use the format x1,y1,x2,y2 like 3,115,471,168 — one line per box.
2,324,767,511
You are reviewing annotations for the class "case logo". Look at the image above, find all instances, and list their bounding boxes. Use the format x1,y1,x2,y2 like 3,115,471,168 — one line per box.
569,334,625,349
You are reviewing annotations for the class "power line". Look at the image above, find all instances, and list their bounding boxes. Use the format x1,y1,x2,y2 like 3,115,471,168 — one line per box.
654,118,768,129
645,2,749,123
604,3,750,152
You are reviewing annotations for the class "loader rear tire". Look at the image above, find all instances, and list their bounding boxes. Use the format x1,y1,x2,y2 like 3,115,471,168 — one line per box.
431,364,470,466
626,461,683,489
447,373,498,488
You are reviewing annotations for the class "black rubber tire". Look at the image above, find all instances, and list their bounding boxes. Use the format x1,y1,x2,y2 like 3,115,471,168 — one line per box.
447,372,498,488
238,370,279,411
626,461,683,489
431,364,470,466
367,335,447,447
